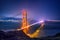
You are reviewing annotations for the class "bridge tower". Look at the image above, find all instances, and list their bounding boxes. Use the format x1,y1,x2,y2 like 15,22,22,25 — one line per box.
21,9,29,34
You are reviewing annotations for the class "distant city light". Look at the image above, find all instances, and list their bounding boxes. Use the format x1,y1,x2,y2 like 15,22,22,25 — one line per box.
38,20,44,23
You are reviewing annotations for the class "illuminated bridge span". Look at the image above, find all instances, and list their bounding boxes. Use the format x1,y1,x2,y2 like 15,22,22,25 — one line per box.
17,9,44,38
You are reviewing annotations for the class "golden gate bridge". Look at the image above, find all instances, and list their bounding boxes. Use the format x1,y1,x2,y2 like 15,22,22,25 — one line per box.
2,9,60,38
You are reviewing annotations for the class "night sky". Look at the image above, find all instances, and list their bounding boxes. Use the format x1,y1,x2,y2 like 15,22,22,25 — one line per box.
0,0,60,20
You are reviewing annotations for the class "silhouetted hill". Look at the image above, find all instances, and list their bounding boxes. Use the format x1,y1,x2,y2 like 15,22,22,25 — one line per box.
54,33,60,37
0,30,6,39
0,30,30,40
0,30,60,40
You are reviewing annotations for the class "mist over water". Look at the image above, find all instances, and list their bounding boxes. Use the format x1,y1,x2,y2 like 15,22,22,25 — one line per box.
0,18,60,37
